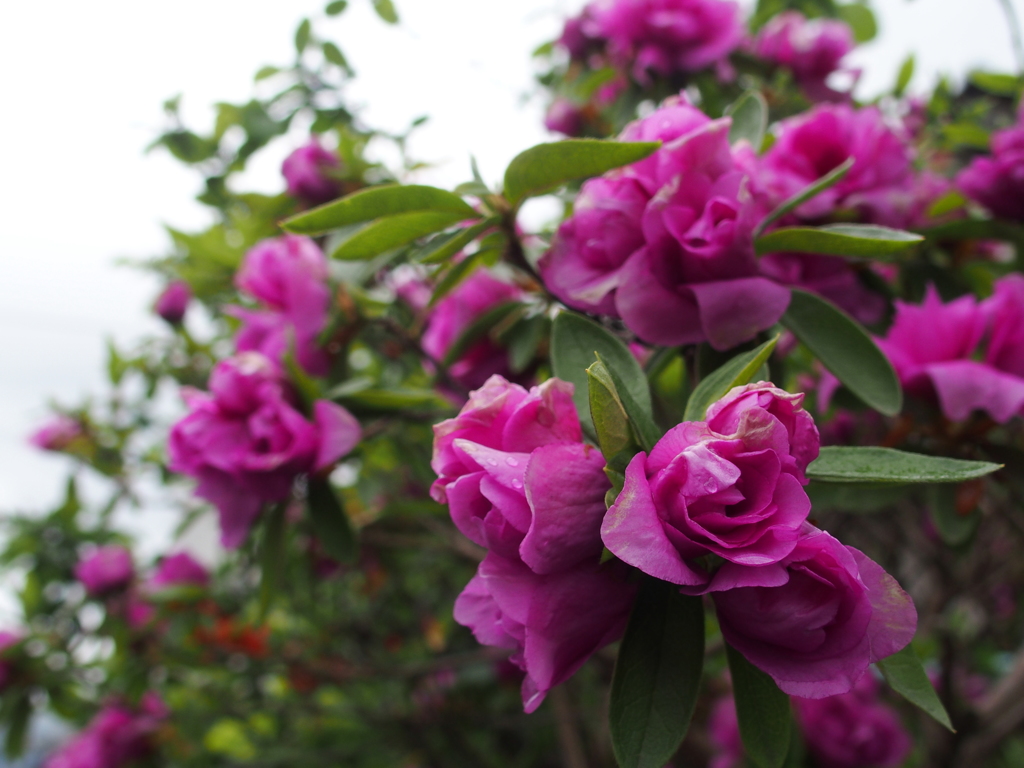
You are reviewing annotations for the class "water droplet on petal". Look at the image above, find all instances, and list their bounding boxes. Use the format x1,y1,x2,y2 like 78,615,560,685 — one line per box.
505,457,519,467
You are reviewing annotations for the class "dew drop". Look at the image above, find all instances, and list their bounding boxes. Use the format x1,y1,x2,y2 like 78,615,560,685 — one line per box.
486,459,499,467
511,479,523,489
505,457,520,467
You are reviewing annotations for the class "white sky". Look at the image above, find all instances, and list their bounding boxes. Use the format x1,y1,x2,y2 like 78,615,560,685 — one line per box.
1,0,1022,540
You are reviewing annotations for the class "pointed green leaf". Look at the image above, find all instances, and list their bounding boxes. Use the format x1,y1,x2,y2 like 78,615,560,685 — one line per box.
307,478,357,563
413,218,498,264
295,18,312,53
877,645,954,731
588,359,640,469
503,140,660,206
259,503,288,619
610,580,704,768
683,335,779,422
781,289,902,416
3,694,31,759
925,483,980,546
282,184,478,235
807,446,1001,484
429,251,485,307
332,210,469,261
727,644,792,768
322,42,352,73
726,90,768,151
325,0,348,14
372,0,398,23
754,158,855,238
551,312,653,442
755,224,923,259
837,3,877,42
806,481,912,513
895,54,915,96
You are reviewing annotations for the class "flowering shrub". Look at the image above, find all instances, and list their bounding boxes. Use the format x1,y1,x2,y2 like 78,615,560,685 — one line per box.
8,1,1024,767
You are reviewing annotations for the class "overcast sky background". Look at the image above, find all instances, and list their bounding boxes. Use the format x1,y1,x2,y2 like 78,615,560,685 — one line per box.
1,0,1022,559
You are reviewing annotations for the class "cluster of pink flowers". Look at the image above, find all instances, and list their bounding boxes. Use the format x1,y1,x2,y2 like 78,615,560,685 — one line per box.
877,274,1024,423
710,673,912,768
540,98,791,350
229,234,333,377
44,694,167,768
435,378,916,706
431,376,637,712
281,138,343,207
957,105,1024,221
168,353,360,547
540,96,942,335
74,545,135,597
558,0,744,82
752,11,856,102
605,382,916,696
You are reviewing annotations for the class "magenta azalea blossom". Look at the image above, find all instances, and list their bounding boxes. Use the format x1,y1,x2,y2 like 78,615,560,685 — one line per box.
433,375,636,712
590,0,744,81
701,525,917,698
153,280,191,326
229,235,332,377
421,270,524,392
877,275,1024,422
795,673,913,768
168,353,360,547
28,414,84,453
44,694,167,768
75,545,135,596
540,97,790,350
150,552,210,589
602,383,818,582
957,109,1024,221
754,11,855,102
281,138,342,206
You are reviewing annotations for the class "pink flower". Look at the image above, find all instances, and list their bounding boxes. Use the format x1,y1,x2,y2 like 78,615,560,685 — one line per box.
75,546,134,596
957,109,1024,220
754,12,855,101
153,280,191,325
558,11,601,61
602,383,817,583
755,104,916,227
44,695,167,768
281,139,342,206
707,695,744,768
758,252,885,324
590,0,744,81
794,674,912,768
701,525,917,697
28,415,84,452
876,276,1024,422
167,353,361,547
433,376,636,712
544,98,586,136
229,235,332,377
150,552,210,589
539,97,791,350
421,270,524,391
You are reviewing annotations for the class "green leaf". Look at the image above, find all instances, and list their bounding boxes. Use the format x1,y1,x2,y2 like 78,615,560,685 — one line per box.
925,483,980,546
942,122,991,150
754,157,854,238
550,312,653,442
503,139,660,207
683,335,779,422
325,0,348,14
588,360,640,468
610,580,704,768
926,190,967,218
806,481,912,513
726,90,768,151
295,18,312,53
322,42,351,73
413,218,497,264
895,54,915,96
441,301,523,367
4,694,31,759
755,224,923,259
837,3,877,42
259,503,288,619
506,315,549,374
807,446,1001,484
969,71,1023,97
372,0,398,23
781,289,902,416
429,252,485,307
917,218,1024,242
307,478,357,563
727,644,792,768
282,184,478,235
338,387,447,411
332,211,469,261
877,645,954,731
255,65,280,81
